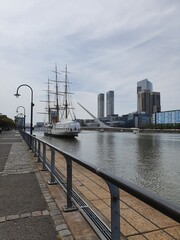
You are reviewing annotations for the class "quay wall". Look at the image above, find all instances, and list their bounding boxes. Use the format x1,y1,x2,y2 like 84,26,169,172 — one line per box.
81,127,180,134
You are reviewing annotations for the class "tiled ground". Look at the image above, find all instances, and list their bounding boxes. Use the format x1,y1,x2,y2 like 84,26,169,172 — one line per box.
44,148,180,239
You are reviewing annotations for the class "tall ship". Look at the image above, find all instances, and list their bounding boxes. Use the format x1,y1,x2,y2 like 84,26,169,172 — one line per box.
44,65,81,138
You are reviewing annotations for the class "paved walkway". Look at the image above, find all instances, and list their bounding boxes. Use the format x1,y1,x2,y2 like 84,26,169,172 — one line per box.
0,130,78,240
1,130,179,240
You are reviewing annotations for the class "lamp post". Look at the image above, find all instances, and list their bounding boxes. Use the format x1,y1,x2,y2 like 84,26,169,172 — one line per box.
16,106,26,131
14,84,34,135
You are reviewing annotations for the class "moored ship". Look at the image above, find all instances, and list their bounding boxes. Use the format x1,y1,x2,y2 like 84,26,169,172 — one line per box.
44,65,81,138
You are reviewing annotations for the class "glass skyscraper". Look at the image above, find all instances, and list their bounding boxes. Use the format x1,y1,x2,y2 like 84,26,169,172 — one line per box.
137,79,161,116
97,93,105,118
106,91,114,116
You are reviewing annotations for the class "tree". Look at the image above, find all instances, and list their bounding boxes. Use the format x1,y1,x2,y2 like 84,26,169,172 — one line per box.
0,115,16,130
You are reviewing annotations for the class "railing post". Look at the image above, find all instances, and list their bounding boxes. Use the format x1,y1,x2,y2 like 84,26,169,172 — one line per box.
48,147,57,185
41,143,47,171
106,181,120,240
63,157,76,212
31,137,34,153
27,134,30,147
37,141,41,162
34,138,37,157
29,134,32,150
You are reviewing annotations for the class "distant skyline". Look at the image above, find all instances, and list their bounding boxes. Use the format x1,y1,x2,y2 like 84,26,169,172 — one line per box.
0,0,180,123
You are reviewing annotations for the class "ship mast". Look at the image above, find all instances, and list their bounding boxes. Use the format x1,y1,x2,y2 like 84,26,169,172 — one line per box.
65,65,68,119
47,78,51,124
51,64,61,122
55,64,59,122
38,78,52,124
62,65,71,119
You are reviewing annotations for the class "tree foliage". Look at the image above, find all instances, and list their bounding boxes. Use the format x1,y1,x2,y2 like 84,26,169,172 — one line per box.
0,115,15,130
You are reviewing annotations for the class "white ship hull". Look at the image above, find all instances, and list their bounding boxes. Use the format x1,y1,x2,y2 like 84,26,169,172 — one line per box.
44,120,81,138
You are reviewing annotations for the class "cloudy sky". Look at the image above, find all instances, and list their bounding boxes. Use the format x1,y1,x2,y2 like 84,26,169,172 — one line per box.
0,0,180,124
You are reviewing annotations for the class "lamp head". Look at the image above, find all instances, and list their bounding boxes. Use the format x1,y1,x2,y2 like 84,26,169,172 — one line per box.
14,93,21,98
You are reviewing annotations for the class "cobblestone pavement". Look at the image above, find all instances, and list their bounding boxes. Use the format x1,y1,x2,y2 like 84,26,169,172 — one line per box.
0,130,74,240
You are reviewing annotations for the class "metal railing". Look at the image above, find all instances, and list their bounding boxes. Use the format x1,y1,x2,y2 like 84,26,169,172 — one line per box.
21,131,180,240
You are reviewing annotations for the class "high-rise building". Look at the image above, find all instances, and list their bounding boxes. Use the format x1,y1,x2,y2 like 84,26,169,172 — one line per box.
137,90,151,115
106,91,114,116
97,93,105,118
151,92,161,113
137,79,153,93
137,79,160,116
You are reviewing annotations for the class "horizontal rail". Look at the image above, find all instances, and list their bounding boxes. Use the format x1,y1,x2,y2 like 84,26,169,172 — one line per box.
98,170,180,223
33,135,180,222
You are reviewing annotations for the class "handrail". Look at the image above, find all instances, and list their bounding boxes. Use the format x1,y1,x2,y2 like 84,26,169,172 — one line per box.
98,170,180,222
33,135,180,221
21,131,180,239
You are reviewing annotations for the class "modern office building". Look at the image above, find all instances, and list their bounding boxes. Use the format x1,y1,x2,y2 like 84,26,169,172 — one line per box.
106,91,114,116
153,109,180,125
151,92,161,113
137,90,151,115
137,79,161,116
97,93,105,118
137,79,153,94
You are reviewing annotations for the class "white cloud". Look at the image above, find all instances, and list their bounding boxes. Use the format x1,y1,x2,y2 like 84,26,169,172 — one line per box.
0,0,180,123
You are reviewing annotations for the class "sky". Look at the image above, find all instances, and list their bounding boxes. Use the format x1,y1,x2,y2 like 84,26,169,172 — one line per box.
0,0,180,124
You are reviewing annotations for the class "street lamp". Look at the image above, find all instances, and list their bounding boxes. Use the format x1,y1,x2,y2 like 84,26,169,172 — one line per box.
16,106,26,131
14,84,34,135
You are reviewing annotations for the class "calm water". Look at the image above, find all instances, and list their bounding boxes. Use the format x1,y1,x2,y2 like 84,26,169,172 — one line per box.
37,131,180,205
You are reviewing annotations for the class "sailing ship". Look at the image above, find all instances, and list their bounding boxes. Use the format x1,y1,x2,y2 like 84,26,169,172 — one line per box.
44,65,81,138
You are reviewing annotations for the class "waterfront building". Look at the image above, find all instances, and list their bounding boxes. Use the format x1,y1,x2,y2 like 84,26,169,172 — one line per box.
106,91,114,116
137,90,151,115
153,109,180,125
137,79,161,116
151,92,161,113
137,79,153,93
97,93,105,118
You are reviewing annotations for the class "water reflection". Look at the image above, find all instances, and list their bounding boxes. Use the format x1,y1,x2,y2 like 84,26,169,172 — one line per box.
38,131,180,205
135,134,163,194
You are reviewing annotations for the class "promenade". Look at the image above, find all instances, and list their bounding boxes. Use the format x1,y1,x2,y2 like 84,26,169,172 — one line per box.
0,130,98,240
0,130,179,240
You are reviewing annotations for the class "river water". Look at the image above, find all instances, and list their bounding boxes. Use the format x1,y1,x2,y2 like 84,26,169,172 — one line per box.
37,131,180,205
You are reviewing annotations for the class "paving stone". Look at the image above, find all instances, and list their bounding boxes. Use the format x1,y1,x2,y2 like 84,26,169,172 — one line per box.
46,197,54,203
0,173,47,217
56,223,68,231
20,213,31,218
52,214,63,221
54,219,65,226
42,210,49,216
50,209,61,216
6,214,19,221
0,215,57,240
32,211,42,217
62,236,74,240
57,235,74,240
58,229,72,237
48,202,57,208
0,216,5,223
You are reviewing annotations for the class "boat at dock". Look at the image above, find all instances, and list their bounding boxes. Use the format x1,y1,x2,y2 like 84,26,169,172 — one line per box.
44,65,81,138
131,128,140,134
